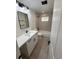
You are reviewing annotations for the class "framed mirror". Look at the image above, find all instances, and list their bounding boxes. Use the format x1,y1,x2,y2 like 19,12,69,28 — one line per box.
17,11,29,29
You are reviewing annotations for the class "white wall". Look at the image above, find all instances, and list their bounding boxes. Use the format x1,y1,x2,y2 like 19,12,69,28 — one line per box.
49,0,62,59
28,11,38,30
16,5,38,37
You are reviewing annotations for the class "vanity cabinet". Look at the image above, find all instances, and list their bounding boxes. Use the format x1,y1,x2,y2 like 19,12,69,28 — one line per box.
20,33,38,59
17,30,38,59
26,34,38,55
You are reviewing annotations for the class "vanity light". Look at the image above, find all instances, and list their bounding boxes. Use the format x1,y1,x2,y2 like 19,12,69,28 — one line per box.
16,1,29,9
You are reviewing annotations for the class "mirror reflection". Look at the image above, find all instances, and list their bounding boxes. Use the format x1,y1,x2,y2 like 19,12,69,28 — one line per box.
17,11,29,29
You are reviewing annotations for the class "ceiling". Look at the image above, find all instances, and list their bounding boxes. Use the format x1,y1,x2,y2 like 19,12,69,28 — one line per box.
17,0,54,14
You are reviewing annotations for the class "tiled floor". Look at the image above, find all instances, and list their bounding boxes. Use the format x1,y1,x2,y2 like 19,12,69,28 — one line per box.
30,37,49,59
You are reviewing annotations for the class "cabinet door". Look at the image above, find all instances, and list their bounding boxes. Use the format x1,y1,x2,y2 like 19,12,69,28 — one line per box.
33,34,38,47
26,34,38,55
20,43,30,59
27,37,36,56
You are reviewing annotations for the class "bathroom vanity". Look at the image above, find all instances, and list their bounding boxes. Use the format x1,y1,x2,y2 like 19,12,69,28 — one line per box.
16,30,38,59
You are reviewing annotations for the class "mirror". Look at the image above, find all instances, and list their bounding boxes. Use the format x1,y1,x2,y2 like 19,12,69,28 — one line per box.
17,11,29,29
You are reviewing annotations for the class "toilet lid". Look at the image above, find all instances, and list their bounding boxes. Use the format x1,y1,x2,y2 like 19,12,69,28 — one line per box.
38,32,42,35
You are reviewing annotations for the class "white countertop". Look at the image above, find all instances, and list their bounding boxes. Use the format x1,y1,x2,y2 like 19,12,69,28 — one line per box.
16,30,38,48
